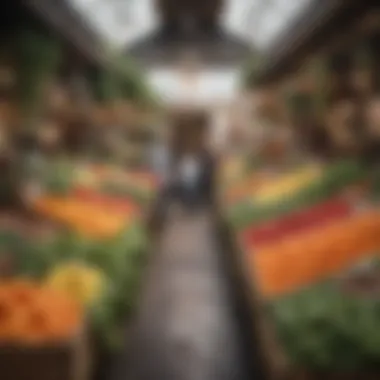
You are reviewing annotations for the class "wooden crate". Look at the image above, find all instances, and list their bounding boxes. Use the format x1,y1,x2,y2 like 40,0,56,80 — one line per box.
215,209,282,380
0,329,90,380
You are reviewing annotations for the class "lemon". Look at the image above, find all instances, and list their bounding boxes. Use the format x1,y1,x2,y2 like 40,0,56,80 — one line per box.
46,262,105,306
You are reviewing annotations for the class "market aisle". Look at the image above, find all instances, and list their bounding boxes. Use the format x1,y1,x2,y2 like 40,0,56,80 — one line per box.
112,207,253,380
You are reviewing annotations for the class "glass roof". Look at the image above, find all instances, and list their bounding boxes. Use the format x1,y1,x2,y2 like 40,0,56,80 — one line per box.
69,0,313,105
70,0,313,50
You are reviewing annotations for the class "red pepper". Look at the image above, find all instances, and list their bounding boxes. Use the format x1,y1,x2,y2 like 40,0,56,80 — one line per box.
241,198,353,249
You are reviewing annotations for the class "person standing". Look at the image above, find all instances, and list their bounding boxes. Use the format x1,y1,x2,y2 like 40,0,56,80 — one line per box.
175,110,215,208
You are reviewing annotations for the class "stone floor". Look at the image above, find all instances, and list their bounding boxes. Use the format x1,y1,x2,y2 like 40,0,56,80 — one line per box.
112,207,255,380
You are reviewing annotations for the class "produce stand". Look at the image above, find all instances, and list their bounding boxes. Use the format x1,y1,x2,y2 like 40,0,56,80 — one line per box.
0,159,158,380
219,155,380,379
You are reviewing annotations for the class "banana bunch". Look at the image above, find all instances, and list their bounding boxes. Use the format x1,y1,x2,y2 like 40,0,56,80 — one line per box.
252,166,321,206
45,261,105,307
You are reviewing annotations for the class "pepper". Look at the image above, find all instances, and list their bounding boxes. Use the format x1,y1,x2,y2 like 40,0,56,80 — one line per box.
241,197,352,248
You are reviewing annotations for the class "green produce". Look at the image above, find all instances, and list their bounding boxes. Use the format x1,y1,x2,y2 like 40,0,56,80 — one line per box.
87,223,148,349
229,159,368,229
3,221,148,351
270,259,380,370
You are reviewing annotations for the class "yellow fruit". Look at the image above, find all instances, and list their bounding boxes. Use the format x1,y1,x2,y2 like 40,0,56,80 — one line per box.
252,166,321,205
45,262,105,307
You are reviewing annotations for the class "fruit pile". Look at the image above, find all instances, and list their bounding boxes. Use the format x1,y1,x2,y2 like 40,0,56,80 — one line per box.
33,196,129,239
0,280,82,344
0,219,148,350
31,161,157,239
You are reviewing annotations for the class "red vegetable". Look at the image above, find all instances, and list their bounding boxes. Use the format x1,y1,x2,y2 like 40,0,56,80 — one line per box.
240,197,353,249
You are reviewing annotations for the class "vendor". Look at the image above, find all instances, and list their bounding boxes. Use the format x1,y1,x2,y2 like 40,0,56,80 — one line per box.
174,110,215,207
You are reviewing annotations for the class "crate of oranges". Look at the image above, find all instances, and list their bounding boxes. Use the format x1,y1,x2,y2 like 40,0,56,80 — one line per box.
0,280,89,380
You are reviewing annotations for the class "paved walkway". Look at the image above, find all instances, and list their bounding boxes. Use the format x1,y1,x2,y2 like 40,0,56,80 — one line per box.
113,207,253,380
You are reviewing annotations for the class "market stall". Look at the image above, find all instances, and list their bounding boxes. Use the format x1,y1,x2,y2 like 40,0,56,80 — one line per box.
218,153,380,378
0,2,160,379
0,157,158,380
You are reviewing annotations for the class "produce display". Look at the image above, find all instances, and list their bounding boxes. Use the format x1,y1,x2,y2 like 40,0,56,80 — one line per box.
240,197,353,249
0,158,154,359
75,165,158,206
46,262,105,306
270,258,380,370
251,210,380,297
228,159,367,229
0,16,157,378
0,279,82,344
249,165,321,206
72,188,141,216
223,173,273,206
221,154,380,372
1,223,148,350
33,196,129,239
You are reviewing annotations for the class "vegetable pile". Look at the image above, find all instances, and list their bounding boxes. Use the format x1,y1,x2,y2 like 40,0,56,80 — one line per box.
0,279,82,344
251,210,380,297
76,165,158,206
240,197,353,249
0,160,154,353
270,259,380,370
228,160,368,229
221,155,380,371
1,220,148,350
